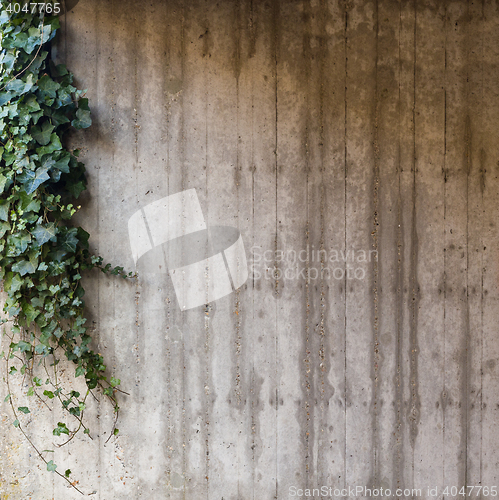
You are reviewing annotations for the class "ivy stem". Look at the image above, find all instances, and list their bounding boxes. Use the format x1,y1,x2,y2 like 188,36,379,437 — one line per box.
5,345,85,495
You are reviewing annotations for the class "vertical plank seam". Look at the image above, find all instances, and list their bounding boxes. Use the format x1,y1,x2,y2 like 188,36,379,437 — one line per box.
410,0,421,485
443,0,448,490
163,0,173,491
303,0,311,485
133,0,141,493
372,0,380,488
273,1,279,497
179,2,187,497
249,1,256,497
96,3,103,497
464,0,471,488
233,1,243,496
203,1,211,495
317,0,327,490
394,0,404,491
479,0,485,487
343,2,348,490
250,0,258,500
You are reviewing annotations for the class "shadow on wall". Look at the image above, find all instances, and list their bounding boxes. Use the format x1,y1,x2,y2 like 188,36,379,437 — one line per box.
59,0,80,14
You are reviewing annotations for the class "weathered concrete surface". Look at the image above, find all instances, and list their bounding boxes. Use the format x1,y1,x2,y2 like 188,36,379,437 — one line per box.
1,0,499,498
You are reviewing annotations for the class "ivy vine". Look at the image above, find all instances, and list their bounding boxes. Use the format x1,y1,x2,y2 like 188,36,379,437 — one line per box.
0,2,131,493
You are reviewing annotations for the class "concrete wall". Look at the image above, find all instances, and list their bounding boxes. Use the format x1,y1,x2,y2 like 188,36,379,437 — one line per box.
2,0,499,498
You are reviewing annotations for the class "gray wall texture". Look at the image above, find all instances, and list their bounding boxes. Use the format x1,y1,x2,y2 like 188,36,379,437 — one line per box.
1,0,499,498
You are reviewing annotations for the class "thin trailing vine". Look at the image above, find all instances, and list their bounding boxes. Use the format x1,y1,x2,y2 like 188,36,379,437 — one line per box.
0,2,132,493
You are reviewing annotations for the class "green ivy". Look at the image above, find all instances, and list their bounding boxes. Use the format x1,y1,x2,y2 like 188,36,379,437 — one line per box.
0,3,131,493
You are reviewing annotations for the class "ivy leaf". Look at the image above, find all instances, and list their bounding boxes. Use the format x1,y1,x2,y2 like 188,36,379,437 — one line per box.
14,156,30,170
3,152,16,167
57,64,69,76
11,31,29,50
26,27,42,54
41,24,53,44
110,377,121,388
49,249,66,263
36,133,62,155
6,77,33,95
0,173,8,193
31,110,43,124
64,469,71,478
53,422,69,436
103,387,113,397
31,121,55,146
32,223,58,246
69,406,81,417
19,191,41,212
47,460,57,472
19,166,50,194
4,272,23,293
37,75,60,98
67,180,86,199
35,344,48,355
0,10,9,24
54,155,70,173
60,228,79,253
17,406,30,414
75,366,85,378
6,80,24,93
0,200,9,221
7,232,32,256
78,98,90,111
22,301,39,324
0,221,10,238
72,98,91,129
37,261,49,272
24,94,41,112
12,257,37,276
15,341,32,353
50,169,61,182
43,390,54,399
0,91,14,106
72,108,91,129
